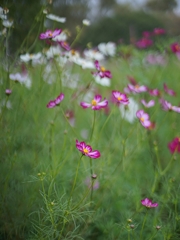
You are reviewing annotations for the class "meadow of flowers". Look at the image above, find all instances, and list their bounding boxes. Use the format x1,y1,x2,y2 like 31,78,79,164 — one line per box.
1,4,180,240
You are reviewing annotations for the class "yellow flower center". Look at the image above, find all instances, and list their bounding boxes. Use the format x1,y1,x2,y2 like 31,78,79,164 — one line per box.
91,99,97,106
175,45,180,51
117,96,122,101
83,148,89,154
100,66,106,72
140,117,144,122
48,32,53,37
71,49,76,55
178,138,180,142
135,85,139,89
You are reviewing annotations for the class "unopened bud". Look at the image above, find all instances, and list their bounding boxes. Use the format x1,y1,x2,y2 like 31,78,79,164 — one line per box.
156,225,161,230
91,174,97,179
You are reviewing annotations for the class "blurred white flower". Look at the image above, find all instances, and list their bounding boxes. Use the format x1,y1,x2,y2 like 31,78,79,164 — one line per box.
84,49,104,61
1,99,12,110
20,52,42,62
9,72,32,89
94,75,111,87
82,19,90,26
119,97,139,123
61,70,79,89
98,42,116,57
2,19,13,28
45,45,62,59
46,14,66,23
52,31,68,42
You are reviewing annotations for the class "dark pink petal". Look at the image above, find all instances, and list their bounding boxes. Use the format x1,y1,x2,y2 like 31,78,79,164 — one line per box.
94,95,102,103
104,70,112,78
85,145,92,153
55,93,64,105
47,100,56,108
97,99,108,108
94,60,100,70
87,150,101,159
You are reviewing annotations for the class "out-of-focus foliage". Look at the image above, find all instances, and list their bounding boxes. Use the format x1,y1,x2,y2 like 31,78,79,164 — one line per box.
80,7,164,48
146,0,177,12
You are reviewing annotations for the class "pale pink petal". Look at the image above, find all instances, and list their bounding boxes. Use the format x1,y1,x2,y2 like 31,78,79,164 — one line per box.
136,109,144,118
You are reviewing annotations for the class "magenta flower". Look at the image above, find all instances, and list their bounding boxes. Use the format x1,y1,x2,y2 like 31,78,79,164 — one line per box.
153,28,165,35
136,109,151,128
47,93,64,108
141,99,155,108
141,198,158,208
142,31,152,38
5,89,12,95
149,88,160,97
112,90,129,105
39,29,62,39
160,99,180,113
76,140,100,159
168,137,180,154
136,38,153,49
80,94,108,110
128,84,148,93
93,60,112,78
171,42,180,53
59,41,71,51
163,83,176,96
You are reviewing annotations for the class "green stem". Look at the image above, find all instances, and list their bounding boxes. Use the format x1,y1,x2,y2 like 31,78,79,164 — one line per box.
90,110,96,141
161,153,175,176
140,209,148,240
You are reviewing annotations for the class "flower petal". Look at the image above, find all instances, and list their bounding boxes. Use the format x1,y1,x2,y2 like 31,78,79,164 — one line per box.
87,150,101,159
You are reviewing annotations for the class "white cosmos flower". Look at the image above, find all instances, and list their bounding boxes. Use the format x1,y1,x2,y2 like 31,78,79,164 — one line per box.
46,14,66,23
84,49,104,61
45,45,62,59
52,31,67,42
98,42,116,57
119,97,139,123
82,19,90,26
2,20,13,28
94,75,111,87
20,53,42,62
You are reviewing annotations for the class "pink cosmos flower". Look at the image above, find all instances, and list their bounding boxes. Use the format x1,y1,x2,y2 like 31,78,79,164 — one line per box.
112,90,129,105
76,140,100,159
80,94,108,110
39,29,62,39
141,99,155,108
149,88,160,97
141,198,158,208
168,137,180,154
59,41,71,51
136,38,153,49
163,83,176,96
142,31,152,38
46,93,64,108
93,60,112,78
171,42,180,53
136,109,151,128
5,89,12,95
153,28,165,35
160,99,180,113
128,84,148,93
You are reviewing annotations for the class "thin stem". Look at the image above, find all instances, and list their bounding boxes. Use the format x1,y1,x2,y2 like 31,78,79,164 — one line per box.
90,110,96,141
140,209,148,240
161,153,175,176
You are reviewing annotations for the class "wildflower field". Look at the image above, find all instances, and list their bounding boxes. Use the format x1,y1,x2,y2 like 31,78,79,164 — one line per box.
1,5,180,240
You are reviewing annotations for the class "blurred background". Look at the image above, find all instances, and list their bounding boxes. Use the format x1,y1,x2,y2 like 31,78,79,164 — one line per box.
1,0,180,53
